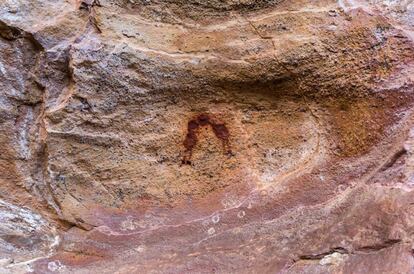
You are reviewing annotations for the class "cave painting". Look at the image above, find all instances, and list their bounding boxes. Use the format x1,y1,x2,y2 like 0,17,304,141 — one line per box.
182,114,232,164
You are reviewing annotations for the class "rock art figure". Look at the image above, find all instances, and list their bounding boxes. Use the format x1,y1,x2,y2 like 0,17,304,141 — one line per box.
1,0,414,273
182,113,232,164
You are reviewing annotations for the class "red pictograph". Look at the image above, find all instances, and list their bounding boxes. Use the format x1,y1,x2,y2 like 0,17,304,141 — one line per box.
182,114,232,165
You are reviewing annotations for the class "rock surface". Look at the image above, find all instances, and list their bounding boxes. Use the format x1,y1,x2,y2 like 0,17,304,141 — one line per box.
1,0,414,273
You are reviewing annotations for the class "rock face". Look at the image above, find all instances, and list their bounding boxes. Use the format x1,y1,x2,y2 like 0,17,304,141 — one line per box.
1,0,414,273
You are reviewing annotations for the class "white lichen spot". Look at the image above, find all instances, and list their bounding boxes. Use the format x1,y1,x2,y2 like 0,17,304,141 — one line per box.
221,194,241,209
0,62,6,75
327,25,337,31
319,252,348,266
207,227,215,235
120,215,165,231
337,0,347,11
50,234,60,250
26,264,34,273
211,214,220,224
0,258,12,266
201,219,210,226
237,210,246,218
134,245,145,253
260,169,277,183
47,261,64,272
120,216,137,231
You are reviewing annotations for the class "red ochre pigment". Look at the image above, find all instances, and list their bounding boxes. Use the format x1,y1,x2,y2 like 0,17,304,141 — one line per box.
182,114,232,165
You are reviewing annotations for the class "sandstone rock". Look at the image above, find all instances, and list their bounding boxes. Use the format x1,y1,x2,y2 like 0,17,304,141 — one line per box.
1,0,414,273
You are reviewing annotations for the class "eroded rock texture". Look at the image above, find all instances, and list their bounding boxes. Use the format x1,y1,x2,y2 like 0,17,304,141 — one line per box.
1,0,414,273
